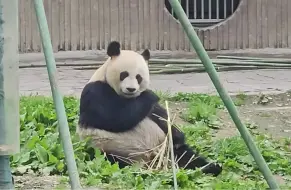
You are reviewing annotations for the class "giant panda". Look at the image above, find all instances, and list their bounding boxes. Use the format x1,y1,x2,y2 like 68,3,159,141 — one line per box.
77,41,222,176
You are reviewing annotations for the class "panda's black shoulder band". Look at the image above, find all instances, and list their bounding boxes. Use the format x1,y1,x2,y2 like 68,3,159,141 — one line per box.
78,81,160,133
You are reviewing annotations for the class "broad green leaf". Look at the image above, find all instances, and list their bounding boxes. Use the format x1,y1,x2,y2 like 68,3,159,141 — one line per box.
35,144,48,163
19,152,31,164
48,153,58,165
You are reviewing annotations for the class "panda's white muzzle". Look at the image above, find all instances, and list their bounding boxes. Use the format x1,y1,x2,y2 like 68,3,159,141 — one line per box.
121,90,141,98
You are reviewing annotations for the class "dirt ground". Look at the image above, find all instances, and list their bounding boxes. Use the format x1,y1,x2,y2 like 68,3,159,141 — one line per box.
216,92,291,139
14,175,64,190
168,91,291,140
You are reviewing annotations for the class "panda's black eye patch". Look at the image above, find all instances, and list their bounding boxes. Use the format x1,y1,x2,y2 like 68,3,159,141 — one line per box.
136,74,143,84
120,71,129,81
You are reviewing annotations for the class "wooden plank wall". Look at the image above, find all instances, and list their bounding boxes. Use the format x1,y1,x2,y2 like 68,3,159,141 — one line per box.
18,0,291,53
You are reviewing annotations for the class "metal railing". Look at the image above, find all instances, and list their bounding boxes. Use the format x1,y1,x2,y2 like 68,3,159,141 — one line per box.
165,0,240,27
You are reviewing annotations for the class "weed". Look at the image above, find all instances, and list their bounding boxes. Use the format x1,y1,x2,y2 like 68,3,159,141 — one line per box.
12,95,291,189
169,92,223,108
234,93,247,106
179,93,223,129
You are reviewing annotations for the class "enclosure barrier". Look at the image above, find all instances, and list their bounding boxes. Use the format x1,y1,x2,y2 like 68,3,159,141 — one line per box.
0,0,20,189
33,0,81,189
168,0,279,189
0,0,281,189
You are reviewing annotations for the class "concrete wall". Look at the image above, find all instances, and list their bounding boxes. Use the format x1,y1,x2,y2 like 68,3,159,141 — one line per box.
18,0,291,53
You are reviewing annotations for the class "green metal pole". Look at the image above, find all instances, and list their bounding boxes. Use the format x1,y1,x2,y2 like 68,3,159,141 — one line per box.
168,0,279,189
0,1,13,189
33,0,81,189
0,156,13,190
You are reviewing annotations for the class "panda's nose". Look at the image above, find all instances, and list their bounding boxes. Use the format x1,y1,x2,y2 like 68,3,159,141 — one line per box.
126,88,136,92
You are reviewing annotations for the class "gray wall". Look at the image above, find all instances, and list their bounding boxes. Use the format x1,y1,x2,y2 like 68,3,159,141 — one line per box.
18,0,291,53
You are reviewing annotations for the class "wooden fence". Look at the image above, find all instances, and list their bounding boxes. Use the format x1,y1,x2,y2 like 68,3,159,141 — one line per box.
18,0,291,53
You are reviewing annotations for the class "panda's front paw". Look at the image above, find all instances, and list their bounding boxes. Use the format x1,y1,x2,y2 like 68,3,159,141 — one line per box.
141,90,160,103
201,162,222,177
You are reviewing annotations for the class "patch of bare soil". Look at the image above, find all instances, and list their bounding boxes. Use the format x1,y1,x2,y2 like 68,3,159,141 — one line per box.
14,175,67,190
168,102,189,125
217,92,291,139
169,92,291,186
214,92,291,186
168,92,291,139
164,93,291,139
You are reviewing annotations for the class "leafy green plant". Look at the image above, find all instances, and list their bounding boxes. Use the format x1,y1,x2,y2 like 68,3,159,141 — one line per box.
181,96,223,129
169,92,223,107
11,95,291,189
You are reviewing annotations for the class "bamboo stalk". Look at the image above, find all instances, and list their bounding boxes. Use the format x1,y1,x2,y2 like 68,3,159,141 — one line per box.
213,62,291,67
151,68,205,74
217,55,291,64
33,0,81,189
19,57,291,69
73,66,165,72
20,60,291,69
165,101,178,190
73,65,291,75
150,66,288,75
150,58,291,66
19,56,291,77
19,62,105,68
216,55,264,60
169,0,279,188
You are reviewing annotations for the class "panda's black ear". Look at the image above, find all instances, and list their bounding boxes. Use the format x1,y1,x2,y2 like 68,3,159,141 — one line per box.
107,41,121,57
141,49,150,61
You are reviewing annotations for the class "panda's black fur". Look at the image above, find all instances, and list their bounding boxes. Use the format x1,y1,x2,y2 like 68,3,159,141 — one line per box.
79,81,159,133
78,41,222,177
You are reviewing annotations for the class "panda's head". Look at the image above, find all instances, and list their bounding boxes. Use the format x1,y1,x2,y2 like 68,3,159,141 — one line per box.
105,41,151,98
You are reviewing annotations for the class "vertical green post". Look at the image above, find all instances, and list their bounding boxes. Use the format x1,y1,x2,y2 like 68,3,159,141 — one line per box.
0,157,13,190
33,0,81,189
0,0,19,189
0,2,13,187
168,0,279,189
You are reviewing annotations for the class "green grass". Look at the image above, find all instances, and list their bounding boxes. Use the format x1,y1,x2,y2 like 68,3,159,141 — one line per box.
12,94,291,189
233,93,248,106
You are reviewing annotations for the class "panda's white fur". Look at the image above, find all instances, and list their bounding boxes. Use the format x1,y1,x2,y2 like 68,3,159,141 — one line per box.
78,49,165,164
88,50,150,84
88,57,110,82
77,118,165,162
104,50,150,98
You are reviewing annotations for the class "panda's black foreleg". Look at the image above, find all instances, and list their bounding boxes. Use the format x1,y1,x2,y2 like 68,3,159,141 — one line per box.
149,103,222,176
87,148,133,169
174,144,222,177
103,152,132,169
